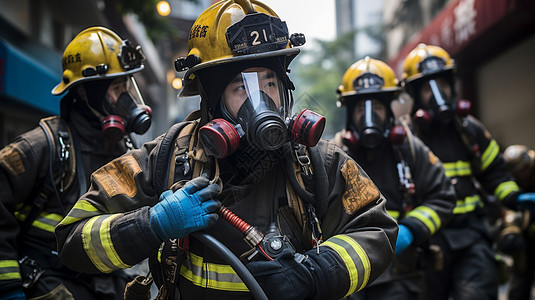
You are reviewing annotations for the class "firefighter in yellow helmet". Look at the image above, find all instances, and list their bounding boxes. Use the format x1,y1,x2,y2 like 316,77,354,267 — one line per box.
0,27,151,299
502,145,535,300
401,43,532,299
333,57,455,300
55,1,398,299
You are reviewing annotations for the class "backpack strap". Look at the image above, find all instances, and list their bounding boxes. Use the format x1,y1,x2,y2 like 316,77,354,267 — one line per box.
453,116,482,173
23,117,74,229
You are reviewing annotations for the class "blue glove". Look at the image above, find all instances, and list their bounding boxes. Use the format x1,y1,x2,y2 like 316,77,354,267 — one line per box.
517,193,535,211
395,224,414,255
2,289,26,299
149,176,221,240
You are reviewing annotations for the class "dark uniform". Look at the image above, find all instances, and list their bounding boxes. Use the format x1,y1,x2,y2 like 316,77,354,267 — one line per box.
0,110,131,299
402,43,521,300
0,26,150,299
418,115,519,300
503,145,535,300
335,130,456,299
333,56,456,300
54,120,398,300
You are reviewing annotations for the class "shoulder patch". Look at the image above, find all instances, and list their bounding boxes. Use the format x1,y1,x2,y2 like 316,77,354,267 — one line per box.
340,159,380,215
0,144,26,175
428,151,438,165
92,155,142,198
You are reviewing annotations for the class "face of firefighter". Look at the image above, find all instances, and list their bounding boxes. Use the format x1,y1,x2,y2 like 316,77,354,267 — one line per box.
100,76,151,139
351,99,387,149
416,76,455,125
221,67,288,151
223,67,284,118
418,77,452,107
352,99,387,125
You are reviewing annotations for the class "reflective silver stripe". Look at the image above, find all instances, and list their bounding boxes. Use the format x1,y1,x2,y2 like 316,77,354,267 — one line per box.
59,200,101,227
180,252,248,291
32,212,63,232
0,260,21,280
83,214,130,273
321,234,370,296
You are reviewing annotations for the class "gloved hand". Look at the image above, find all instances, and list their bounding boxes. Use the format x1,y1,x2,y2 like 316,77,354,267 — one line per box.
395,224,414,255
517,193,535,211
3,289,26,299
246,247,349,300
149,176,221,241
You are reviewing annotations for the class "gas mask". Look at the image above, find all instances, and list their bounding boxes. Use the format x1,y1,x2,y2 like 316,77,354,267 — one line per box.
413,79,473,129
343,98,406,151
101,76,152,141
199,68,325,158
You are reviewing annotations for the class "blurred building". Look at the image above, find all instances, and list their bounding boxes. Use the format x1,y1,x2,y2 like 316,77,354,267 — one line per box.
383,0,535,149
0,0,215,148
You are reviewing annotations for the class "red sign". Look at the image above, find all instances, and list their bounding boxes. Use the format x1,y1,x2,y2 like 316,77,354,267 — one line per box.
388,0,518,77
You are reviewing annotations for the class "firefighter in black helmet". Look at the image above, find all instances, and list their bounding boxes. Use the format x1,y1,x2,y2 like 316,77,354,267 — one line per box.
55,1,398,299
401,43,534,300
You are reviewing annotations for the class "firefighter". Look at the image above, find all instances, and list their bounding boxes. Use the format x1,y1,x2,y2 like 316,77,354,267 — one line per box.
333,57,456,299
401,43,535,299
54,1,398,299
0,27,151,299
502,145,535,300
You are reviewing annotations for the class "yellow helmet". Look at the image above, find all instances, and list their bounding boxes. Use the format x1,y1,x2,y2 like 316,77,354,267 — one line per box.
176,0,305,103
337,56,400,106
401,43,455,85
52,26,144,95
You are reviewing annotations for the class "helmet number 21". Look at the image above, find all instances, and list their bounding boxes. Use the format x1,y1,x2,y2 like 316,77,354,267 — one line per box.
250,29,268,45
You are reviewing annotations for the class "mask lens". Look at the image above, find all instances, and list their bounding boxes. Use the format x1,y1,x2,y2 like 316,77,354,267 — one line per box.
427,79,453,124
223,68,288,120
222,68,289,150
353,99,386,149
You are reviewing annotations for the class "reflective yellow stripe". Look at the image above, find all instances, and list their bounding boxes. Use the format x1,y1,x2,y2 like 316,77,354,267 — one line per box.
481,140,499,171
387,210,400,220
322,234,370,296
32,212,63,233
494,181,519,201
58,200,100,226
443,161,471,177
406,206,441,234
0,260,21,280
82,214,130,273
180,252,248,292
99,214,131,270
453,195,481,214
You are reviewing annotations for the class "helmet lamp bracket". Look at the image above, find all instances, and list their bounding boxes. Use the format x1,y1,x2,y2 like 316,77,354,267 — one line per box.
417,56,446,75
82,64,109,77
117,40,144,70
353,73,384,92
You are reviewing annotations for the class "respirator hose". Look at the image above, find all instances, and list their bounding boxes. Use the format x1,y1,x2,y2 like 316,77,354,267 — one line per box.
190,232,268,300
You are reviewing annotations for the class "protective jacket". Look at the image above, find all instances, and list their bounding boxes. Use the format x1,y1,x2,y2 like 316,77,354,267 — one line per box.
417,115,519,247
334,130,456,291
416,115,519,300
55,117,398,300
0,108,130,299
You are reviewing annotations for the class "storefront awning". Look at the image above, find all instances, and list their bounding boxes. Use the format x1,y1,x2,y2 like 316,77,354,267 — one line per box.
0,39,61,114
388,0,532,77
